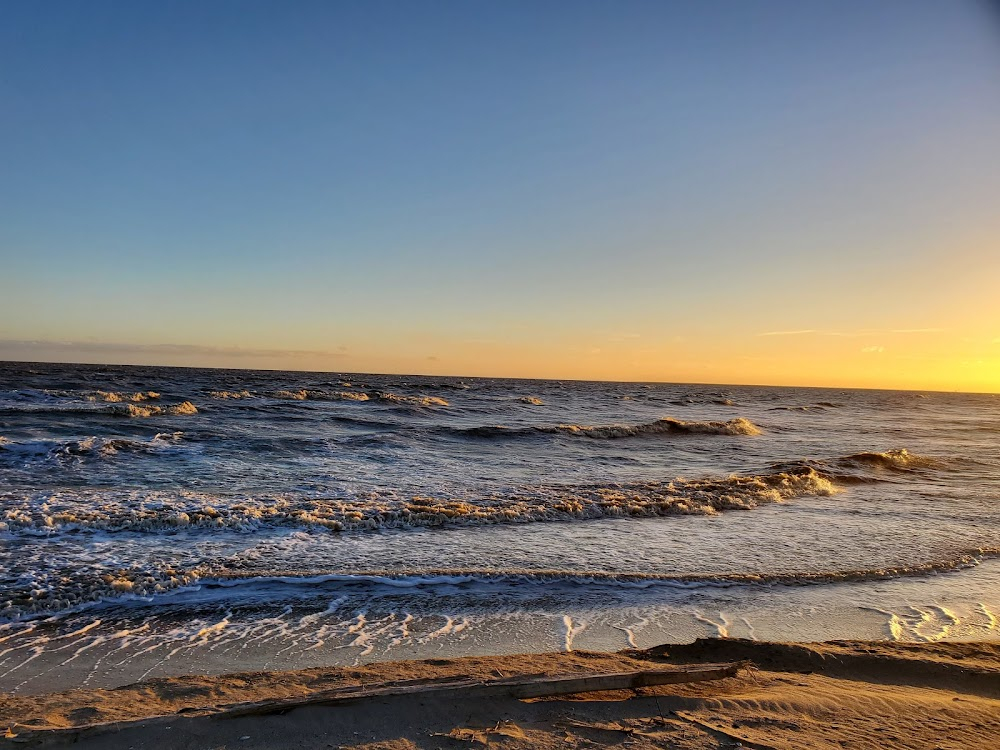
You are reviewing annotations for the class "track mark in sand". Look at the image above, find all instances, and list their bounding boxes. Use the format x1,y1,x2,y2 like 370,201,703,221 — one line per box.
673,710,779,750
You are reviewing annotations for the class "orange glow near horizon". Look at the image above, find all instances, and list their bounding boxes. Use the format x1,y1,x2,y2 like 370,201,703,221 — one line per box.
4,324,1000,394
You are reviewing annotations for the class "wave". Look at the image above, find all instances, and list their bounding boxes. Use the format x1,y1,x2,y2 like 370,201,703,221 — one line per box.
838,449,941,471
461,417,761,440
8,547,999,622
0,401,198,418
768,400,842,412
0,562,204,621
374,392,449,407
669,397,737,407
269,389,446,406
272,389,370,402
0,432,185,461
771,448,948,484
204,547,1000,592
84,390,160,403
56,432,184,458
518,396,544,405
208,390,254,399
0,467,832,538
112,401,198,417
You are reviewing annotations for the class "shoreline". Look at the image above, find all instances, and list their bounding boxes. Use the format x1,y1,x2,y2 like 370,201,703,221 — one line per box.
4,639,998,749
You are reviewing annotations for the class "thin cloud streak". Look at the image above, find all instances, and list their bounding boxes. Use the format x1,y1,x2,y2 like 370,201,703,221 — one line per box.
756,330,818,337
757,328,945,338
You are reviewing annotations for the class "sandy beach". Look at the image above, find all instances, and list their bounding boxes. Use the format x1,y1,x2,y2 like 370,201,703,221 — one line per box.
3,638,997,749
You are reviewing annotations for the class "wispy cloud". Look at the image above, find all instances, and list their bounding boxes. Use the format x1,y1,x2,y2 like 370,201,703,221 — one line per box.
757,328,945,338
756,329,818,337
608,332,641,342
861,345,885,353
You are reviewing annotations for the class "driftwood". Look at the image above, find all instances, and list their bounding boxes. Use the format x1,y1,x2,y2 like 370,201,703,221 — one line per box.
222,661,745,718
5,662,745,746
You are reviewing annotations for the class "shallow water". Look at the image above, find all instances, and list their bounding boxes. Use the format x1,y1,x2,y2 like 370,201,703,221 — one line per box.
1,362,997,692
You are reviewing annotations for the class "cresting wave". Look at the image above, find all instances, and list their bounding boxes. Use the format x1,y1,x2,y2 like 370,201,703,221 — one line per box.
271,389,448,406
84,390,161,403
0,401,198,417
273,389,370,402
0,432,185,460
112,401,198,417
0,468,832,537
770,448,949,484
839,448,942,471
462,416,761,439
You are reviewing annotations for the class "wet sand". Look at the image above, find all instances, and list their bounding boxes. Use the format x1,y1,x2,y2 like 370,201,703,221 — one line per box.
2,639,998,749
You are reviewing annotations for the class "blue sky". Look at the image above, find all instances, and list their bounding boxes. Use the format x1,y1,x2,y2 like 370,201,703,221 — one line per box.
2,1,999,389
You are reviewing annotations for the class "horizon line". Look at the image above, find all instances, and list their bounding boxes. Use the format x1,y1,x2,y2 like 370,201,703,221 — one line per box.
1,358,993,397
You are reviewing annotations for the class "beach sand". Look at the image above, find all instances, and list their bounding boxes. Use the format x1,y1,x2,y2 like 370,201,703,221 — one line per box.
2,639,997,749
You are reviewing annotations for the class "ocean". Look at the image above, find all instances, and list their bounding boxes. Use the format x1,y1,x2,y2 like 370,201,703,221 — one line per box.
1,361,997,694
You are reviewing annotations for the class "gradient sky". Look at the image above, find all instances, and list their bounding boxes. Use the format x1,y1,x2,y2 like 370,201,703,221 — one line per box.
2,1,999,391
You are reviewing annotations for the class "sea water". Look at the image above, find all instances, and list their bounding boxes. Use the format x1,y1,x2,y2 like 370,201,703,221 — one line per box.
1,362,997,693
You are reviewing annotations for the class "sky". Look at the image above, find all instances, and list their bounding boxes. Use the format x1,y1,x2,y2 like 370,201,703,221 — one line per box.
2,0,999,392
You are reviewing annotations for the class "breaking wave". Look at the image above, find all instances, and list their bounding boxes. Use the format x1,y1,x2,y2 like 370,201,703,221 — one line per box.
0,401,198,418
56,432,184,458
0,468,832,537
518,396,545,405
838,448,941,471
374,392,449,407
0,433,184,462
272,389,370,402
111,401,198,417
269,389,446,406
84,390,161,403
771,449,949,484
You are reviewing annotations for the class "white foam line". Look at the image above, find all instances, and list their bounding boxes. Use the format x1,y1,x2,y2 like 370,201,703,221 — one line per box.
611,624,637,648
418,615,455,644
58,636,108,667
563,615,585,652
977,603,998,631
0,623,37,646
738,616,757,640
0,645,44,680
298,596,348,628
390,613,414,647
80,625,150,687
692,610,729,638
859,606,906,641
